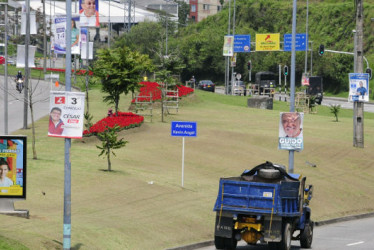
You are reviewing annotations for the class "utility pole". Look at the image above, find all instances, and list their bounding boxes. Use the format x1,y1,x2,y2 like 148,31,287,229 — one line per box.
43,0,47,73
353,0,364,148
24,0,30,130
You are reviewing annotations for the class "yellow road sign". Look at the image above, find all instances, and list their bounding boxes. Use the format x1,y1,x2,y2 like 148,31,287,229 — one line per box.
256,33,280,51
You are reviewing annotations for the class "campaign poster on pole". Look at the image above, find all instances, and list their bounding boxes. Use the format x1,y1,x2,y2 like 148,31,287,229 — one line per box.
223,36,234,56
0,136,27,198
278,112,304,151
79,0,100,27
48,91,85,139
53,16,81,55
348,73,369,102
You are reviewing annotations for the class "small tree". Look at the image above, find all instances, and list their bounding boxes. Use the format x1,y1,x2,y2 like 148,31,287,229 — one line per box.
92,46,154,113
330,104,341,122
96,126,128,171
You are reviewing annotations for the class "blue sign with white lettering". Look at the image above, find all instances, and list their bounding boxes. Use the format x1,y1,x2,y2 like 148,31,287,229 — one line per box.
171,121,197,137
284,33,308,51
234,35,251,53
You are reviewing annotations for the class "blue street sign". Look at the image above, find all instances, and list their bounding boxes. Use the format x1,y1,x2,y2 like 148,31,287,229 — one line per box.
234,35,251,53
283,33,308,51
171,121,197,137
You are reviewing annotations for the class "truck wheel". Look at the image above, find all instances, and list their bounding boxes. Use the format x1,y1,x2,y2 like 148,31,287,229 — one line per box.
281,222,292,250
258,169,280,179
223,237,237,250
214,236,225,249
300,221,314,248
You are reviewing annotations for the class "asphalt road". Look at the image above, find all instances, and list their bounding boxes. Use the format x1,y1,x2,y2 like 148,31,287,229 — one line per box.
189,216,374,250
214,86,374,113
0,75,66,134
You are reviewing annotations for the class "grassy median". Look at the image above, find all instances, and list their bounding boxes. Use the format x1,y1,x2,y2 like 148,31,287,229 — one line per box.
0,89,373,249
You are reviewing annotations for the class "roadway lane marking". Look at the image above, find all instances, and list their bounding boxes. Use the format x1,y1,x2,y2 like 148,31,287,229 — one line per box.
347,241,364,246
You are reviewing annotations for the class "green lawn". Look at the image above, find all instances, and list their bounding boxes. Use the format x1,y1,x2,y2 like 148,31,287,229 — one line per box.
1,89,374,249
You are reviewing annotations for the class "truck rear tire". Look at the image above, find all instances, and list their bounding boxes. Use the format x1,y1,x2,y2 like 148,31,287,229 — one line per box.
214,236,225,249
300,221,314,248
214,236,237,250
268,222,292,250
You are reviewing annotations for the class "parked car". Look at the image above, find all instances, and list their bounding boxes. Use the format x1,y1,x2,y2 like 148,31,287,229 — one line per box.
198,80,215,92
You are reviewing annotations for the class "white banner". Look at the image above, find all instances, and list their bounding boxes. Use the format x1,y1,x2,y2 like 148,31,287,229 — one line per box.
16,45,36,68
80,42,94,60
53,16,81,55
21,7,37,35
278,112,304,151
48,91,86,139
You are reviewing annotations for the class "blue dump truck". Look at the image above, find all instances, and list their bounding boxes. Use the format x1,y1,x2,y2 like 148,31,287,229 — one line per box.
213,162,313,250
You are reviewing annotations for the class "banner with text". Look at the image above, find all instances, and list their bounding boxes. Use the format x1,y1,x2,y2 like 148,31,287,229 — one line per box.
49,91,85,139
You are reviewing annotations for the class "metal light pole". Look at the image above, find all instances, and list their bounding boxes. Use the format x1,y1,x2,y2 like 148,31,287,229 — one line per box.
304,0,309,74
230,0,236,95
64,0,73,248
1,3,9,135
23,0,30,130
288,0,297,173
225,0,231,95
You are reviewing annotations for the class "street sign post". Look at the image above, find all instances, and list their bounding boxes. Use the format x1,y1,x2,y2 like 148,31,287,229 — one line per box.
171,121,197,187
284,33,308,51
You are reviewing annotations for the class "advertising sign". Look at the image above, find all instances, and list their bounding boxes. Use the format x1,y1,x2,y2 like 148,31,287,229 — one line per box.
223,36,234,56
79,0,100,27
53,16,80,55
234,35,251,53
301,73,309,86
0,136,27,199
283,33,308,51
49,91,86,139
256,33,280,51
171,121,197,137
348,73,369,102
278,112,304,151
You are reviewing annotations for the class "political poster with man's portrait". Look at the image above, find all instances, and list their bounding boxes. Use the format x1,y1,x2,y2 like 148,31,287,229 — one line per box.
348,73,369,102
278,112,304,151
48,91,85,139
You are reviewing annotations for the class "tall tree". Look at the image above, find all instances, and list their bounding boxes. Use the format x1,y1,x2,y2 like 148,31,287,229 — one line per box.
92,46,153,112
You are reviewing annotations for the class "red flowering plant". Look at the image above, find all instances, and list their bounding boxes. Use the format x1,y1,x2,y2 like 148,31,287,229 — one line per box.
83,112,144,137
131,81,194,103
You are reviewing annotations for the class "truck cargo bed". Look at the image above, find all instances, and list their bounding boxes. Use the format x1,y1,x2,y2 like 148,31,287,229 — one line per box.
213,177,301,217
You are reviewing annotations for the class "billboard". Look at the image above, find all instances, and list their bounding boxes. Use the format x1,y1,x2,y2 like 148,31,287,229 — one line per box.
0,136,27,199
278,112,304,151
49,91,86,139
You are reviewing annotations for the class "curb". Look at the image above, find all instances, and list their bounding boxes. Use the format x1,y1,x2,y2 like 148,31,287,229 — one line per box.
165,240,213,250
314,212,374,226
167,212,374,250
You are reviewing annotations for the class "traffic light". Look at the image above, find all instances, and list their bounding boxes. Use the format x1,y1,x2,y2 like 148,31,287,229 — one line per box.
284,65,288,76
366,68,372,79
247,60,252,71
318,44,325,56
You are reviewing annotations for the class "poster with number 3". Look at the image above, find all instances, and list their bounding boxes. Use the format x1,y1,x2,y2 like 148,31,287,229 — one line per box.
49,91,85,139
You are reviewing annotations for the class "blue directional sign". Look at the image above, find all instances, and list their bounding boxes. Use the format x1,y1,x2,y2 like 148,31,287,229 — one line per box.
234,35,251,53
171,121,197,137
283,33,308,51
